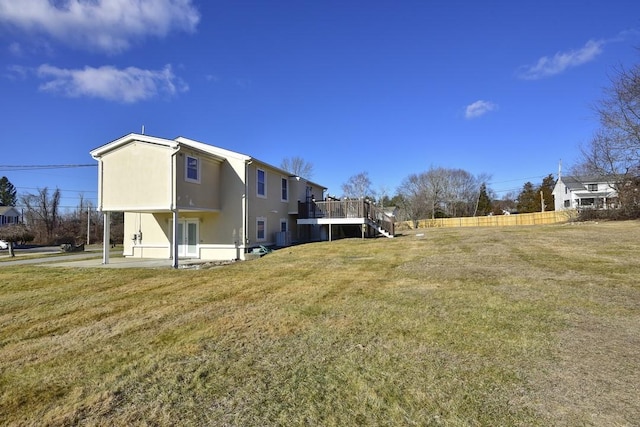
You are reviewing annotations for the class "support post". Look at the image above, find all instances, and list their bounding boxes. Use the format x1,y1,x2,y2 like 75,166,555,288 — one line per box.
102,211,110,265
329,223,332,242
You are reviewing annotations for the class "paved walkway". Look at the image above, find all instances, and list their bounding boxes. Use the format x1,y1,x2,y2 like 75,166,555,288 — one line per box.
0,251,208,269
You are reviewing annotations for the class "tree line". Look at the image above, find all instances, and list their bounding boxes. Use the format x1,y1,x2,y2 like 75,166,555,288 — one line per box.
333,169,557,227
0,178,124,253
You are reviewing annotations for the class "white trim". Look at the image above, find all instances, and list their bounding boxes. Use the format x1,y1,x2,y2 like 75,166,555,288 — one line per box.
298,217,366,225
100,206,173,212
174,136,251,162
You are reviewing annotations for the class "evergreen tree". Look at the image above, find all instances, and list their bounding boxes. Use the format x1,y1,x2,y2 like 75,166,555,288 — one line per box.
0,176,17,206
476,183,493,215
517,182,539,213
540,174,556,211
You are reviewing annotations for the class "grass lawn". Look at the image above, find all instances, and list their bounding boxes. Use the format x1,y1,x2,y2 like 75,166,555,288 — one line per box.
1,221,639,426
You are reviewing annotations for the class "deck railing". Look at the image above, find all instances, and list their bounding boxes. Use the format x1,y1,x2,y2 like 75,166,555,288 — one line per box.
298,199,394,236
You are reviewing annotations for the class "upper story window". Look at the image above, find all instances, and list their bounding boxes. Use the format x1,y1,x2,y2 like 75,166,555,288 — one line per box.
185,155,200,183
257,168,266,197
281,177,288,201
587,183,598,191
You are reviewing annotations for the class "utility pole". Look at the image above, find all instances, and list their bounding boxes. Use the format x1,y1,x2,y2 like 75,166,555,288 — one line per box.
87,206,91,245
540,191,545,212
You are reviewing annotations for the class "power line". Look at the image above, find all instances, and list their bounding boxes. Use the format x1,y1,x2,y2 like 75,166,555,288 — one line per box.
0,164,96,171
487,175,550,186
16,186,97,194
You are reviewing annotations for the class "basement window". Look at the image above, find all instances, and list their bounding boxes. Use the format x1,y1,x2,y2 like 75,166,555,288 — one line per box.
257,217,266,241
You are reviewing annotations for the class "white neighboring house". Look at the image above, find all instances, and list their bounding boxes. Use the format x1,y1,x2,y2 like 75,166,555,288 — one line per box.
552,175,619,211
0,206,20,226
0,206,19,249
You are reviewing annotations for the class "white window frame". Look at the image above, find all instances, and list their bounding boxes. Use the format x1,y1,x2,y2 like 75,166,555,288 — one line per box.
280,218,287,233
257,168,266,198
185,155,201,184
256,217,267,241
281,177,288,202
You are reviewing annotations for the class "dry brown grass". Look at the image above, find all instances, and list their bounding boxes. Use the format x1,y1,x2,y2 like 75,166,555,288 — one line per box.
1,221,639,426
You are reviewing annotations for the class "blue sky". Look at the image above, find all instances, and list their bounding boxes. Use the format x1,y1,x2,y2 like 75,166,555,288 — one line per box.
1,0,640,210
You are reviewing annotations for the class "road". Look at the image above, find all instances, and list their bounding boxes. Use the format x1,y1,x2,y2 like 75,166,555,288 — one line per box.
0,247,103,267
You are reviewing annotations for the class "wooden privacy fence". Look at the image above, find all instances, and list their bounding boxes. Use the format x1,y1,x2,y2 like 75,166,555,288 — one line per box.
397,210,578,230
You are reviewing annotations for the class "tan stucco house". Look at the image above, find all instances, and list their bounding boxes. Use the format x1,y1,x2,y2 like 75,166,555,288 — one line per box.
90,133,326,267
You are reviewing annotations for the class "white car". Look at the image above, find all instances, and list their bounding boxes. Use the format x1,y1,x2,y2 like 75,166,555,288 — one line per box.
0,240,8,250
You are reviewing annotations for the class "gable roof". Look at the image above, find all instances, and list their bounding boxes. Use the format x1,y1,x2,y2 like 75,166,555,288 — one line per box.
558,175,618,189
0,206,20,216
90,133,178,158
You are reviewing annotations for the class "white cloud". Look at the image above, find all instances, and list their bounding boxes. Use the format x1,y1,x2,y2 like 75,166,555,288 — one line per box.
37,64,188,103
465,100,498,119
518,39,604,80
4,64,30,80
0,0,199,54
8,42,22,56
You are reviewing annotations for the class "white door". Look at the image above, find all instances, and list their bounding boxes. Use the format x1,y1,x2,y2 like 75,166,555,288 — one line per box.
176,219,199,258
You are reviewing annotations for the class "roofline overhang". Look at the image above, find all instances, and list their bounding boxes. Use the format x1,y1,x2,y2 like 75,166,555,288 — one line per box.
90,133,179,159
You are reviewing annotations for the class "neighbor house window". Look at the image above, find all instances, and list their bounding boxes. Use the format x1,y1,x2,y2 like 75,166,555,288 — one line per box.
185,155,200,183
257,217,266,241
280,219,287,232
257,169,266,197
587,184,598,191
281,177,288,201
564,200,571,208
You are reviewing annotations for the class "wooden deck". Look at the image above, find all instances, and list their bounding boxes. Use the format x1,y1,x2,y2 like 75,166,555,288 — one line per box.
297,199,394,239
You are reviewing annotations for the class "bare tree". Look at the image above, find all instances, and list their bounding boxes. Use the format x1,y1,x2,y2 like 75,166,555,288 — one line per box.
578,62,640,211
280,156,314,178
396,173,430,227
341,171,373,199
21,187,62,244
397,167,492,220
444,169,479,217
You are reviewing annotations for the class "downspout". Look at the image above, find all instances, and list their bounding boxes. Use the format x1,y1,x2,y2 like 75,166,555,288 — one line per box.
244,159,253,259
170,144,181,268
